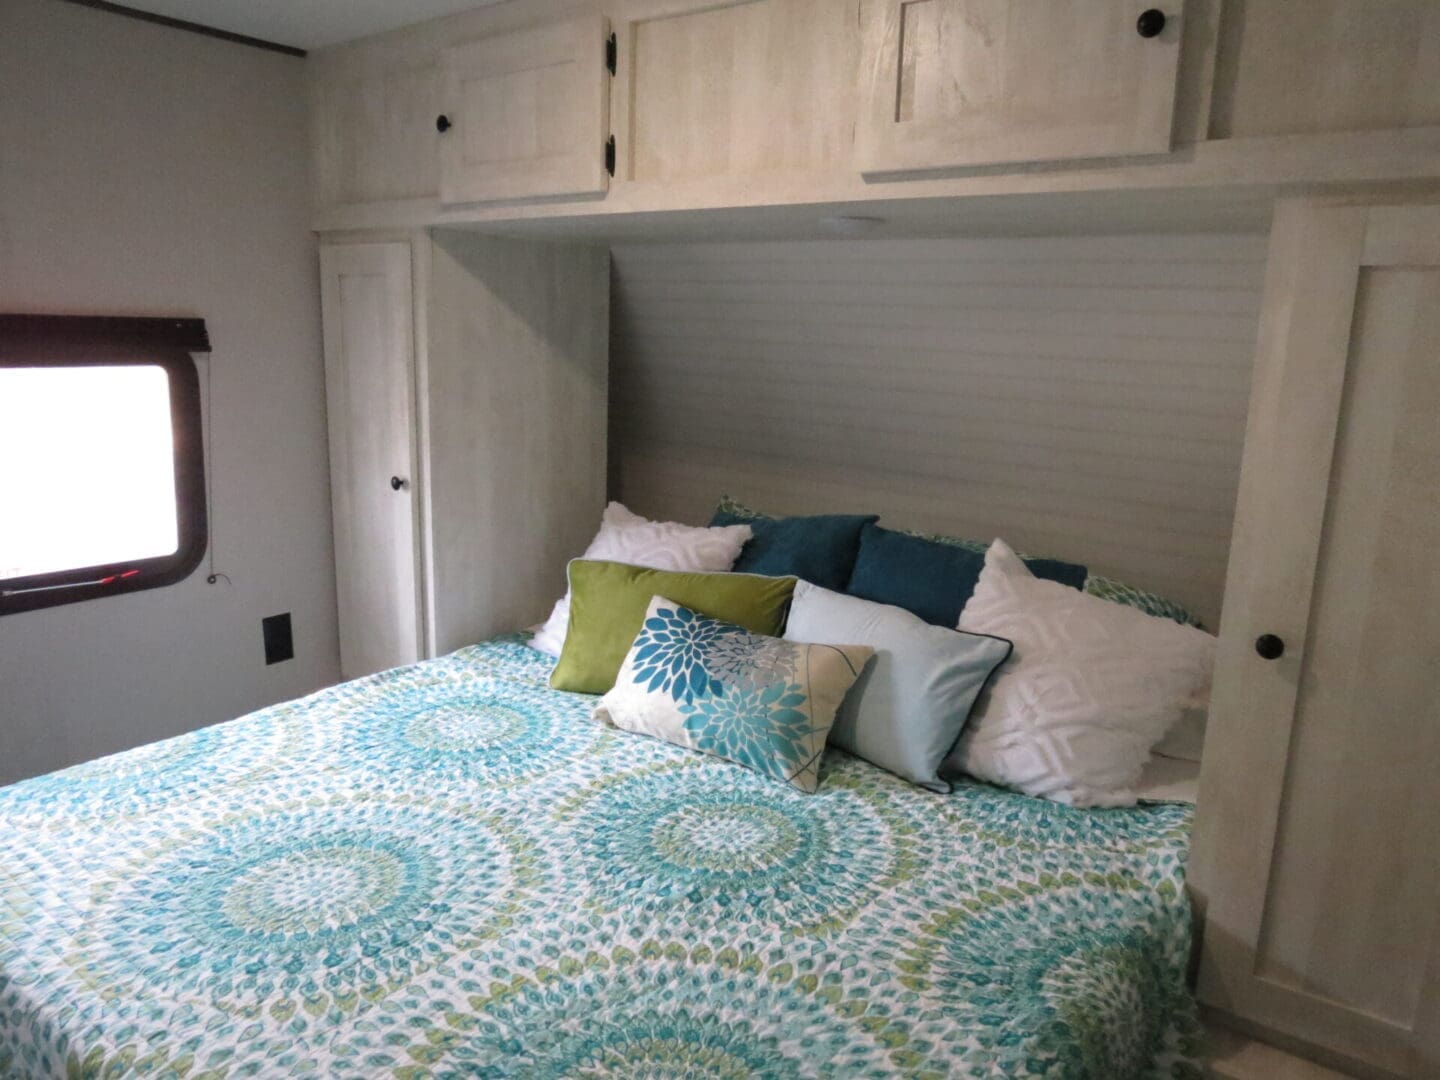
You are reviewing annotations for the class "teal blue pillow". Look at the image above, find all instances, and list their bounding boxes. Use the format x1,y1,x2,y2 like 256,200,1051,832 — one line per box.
710,497,876,592
846,522,1087,627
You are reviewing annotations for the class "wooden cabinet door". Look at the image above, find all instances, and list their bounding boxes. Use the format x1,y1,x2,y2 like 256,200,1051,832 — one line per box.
438,13,612,204
319,243,424,680
1190,201,1440,1078
1210,0,1440,139
853,0,1185,175
310,61,440,211
618,0,857,184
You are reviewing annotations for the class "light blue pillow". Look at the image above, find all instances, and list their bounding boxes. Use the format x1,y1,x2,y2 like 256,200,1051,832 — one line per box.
783,580,1012,792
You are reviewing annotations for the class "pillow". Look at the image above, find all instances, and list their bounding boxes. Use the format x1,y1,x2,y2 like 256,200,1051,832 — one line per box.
1153,687,1209,763
783,581,1012,791
888,522,1203,628
549,560,796,695
531,502,752,656
717,497,1202,628
846,521,1087,627
709,496,876,592
943,539,1215,807
1082,573,1202,628
595,596,872,792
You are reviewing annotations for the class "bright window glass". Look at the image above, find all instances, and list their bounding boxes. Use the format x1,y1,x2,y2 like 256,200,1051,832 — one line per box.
0,365,179,580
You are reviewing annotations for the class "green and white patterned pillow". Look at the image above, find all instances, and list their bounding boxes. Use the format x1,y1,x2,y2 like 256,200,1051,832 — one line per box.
593,595,873,793
714,495,1203,628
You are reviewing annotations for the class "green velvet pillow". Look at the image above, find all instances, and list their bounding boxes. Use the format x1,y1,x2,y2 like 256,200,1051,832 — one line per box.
549,560,797,695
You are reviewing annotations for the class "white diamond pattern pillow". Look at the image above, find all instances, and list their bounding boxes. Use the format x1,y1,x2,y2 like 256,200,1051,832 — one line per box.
530,503,753,656
944,539,1215,807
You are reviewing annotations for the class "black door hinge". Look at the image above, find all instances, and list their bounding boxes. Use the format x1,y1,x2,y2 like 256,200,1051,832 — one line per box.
604,135,616,177
606,32,617,75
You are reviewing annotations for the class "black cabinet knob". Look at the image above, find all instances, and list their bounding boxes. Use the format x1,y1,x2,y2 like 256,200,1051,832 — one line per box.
1136,8,1166,37
390,476,408,491
1255,634,1285,661
436,114,452,133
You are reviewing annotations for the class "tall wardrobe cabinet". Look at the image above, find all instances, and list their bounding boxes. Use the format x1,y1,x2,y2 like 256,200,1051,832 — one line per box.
319,231,609,679
1191,200,1440,1079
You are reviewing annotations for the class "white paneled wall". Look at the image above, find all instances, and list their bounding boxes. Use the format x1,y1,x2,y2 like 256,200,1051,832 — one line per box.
609,235,1269,627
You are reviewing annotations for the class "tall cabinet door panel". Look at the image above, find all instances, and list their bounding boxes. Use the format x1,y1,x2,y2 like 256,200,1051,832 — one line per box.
1191,201,1440,1078
319,243,423,680
854,0,1185,174
438,13,612,204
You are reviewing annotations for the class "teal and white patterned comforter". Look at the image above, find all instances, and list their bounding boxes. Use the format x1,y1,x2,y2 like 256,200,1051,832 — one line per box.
0,636,1201,1078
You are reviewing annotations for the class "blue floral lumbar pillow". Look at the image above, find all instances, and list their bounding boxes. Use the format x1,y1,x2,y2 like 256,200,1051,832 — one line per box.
593,596,873,793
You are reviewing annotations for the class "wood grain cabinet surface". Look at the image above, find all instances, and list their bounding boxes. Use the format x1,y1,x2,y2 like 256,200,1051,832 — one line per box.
318,235,609,675
306,0,1440,227
616,0,857,184
1190,200,1440,1080
318,242,425,681
853,0,1187,174
310,61,441,210
438,12,614,204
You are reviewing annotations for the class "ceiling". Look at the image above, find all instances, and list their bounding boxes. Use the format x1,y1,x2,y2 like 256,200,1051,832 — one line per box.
115,0,501,51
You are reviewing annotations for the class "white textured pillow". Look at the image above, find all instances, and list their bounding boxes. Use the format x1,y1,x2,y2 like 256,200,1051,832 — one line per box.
1154,688,1209,763
529,503,752,656
944,539,1215,807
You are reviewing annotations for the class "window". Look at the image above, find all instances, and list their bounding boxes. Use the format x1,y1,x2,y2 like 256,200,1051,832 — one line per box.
0,316,208,615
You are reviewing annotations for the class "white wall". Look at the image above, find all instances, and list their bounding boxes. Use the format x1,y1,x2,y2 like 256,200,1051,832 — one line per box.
609,235,1269,627
0,0,340,785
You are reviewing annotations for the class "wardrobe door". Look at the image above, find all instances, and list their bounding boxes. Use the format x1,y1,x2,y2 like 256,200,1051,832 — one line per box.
319,243,424,680
1191,201,1440,1078
437,13,613,204
853,0,1185,175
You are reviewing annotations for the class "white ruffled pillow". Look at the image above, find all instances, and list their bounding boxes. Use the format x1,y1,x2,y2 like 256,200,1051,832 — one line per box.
943,539,1215,807
529,503,753,656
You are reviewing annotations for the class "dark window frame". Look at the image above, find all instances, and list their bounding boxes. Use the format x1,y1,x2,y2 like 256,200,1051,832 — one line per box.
0,317,208,616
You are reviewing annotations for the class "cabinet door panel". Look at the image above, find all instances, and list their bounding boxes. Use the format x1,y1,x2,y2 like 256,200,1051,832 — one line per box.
319,243,423,680
854,0,1185,174
439,13,611,204
1211,0,1440,139
624,0,856,182
312,64,440,209
1191,202,1440,1078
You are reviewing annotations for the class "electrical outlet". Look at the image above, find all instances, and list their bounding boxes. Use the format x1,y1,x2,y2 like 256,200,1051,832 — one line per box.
262,612,294,665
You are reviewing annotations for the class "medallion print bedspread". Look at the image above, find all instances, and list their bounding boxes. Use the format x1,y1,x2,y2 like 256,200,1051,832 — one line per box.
0,636,1201,1078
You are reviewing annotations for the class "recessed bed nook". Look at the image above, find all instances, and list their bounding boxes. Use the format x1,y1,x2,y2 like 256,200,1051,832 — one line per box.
0,220,1280,1078
2,1,1438,1078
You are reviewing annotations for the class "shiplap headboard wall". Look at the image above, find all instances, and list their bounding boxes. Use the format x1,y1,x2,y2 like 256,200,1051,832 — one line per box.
608,234,1268,627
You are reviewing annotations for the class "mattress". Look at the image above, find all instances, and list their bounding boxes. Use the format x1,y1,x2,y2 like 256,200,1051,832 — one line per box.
0,635,1202,1078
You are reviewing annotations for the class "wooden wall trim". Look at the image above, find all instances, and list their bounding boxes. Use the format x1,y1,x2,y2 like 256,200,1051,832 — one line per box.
61,0,306,57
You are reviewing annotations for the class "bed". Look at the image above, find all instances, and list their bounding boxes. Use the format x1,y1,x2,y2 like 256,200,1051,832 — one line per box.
0,635,1201,1078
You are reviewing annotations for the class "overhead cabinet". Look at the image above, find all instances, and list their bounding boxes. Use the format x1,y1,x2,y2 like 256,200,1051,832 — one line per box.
437,12,614,204
1209,0,1440,139
617,0,856,183
310,58,441,210
307,0,1440,228
854,0,1186,174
